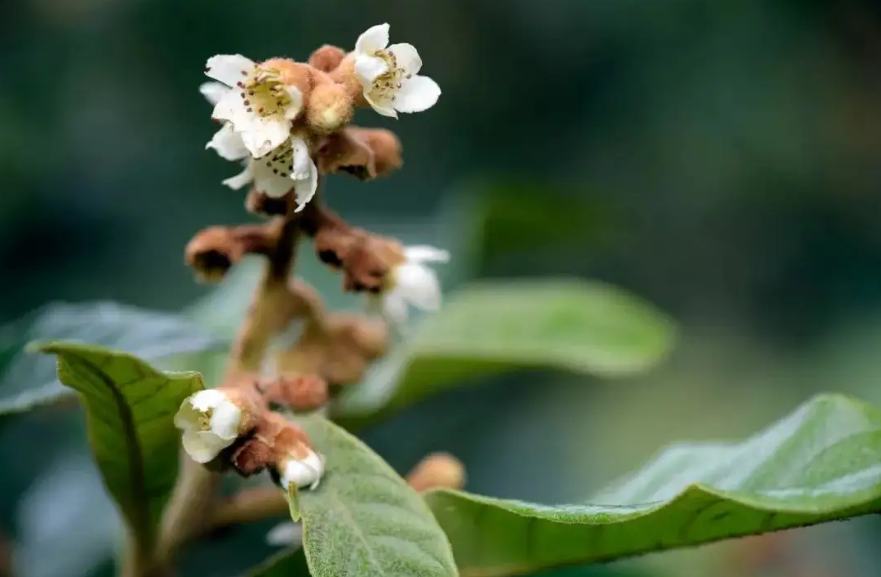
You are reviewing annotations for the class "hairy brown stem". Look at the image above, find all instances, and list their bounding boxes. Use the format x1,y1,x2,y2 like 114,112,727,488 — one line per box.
140,180,326,577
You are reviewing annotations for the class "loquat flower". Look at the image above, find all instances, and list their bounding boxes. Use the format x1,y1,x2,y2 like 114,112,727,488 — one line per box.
205,55,303,158
174,389,247,464
353,23,441,118
370,245,449,325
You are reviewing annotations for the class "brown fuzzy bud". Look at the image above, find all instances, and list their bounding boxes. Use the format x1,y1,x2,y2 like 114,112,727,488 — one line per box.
307,83,354,134
340,235,406,293
229,412,314,477
309,45,346,73
346,128,402,178
406,453,467,493
260,374,330,412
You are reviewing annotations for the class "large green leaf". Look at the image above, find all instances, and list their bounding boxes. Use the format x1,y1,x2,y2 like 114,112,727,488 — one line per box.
333,280,675,426
423,394,881,577
280,415,458,577
38,342,204,554
0,302,222,416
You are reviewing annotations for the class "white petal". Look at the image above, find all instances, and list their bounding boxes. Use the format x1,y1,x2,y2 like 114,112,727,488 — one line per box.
355,23,390,54
266,522,302,547
387,43,422,76
382,291,410,326
173,402,199,431
182,430,226,464
290,137,311,180
205,54,255,86
240,118,291,158
354,54,389,85
364,91,398,119
206,124,249,161
222,166,253,190
284,86,303,120
281,451,324,489
189,389,226,412
212,90,252,128
199,82,230,106
405,245,450,263
252,161,294,198
393,75,441,113
209,402,242,440
292,161,319,213
395,263,442,311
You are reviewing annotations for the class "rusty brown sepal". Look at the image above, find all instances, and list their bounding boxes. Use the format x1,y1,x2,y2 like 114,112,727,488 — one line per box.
185,222,282,282
259,374,330,412
229,413,314,477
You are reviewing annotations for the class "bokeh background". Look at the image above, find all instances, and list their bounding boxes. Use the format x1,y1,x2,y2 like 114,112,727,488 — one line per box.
2,0,881,576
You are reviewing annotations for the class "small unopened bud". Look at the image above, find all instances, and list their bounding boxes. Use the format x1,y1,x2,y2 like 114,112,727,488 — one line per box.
406,452,466,493
261,374,329,412
174,388,261,464
309,45,346,73
307,83,354,133
347,128,402,178
279,450,325,491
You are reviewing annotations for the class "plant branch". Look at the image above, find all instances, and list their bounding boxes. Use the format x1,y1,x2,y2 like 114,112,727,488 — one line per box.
147,179,327,577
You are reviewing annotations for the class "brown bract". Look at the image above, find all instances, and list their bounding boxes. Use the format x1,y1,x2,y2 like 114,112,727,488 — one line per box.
260,374,330,412
230,412,314,476
185,222,282,281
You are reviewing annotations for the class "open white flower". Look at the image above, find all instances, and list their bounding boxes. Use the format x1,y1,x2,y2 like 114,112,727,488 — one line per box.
353,23,441,118
174,389,243,464
280,450,325,491
221,136,318,211
206,54,303,157
371,245,449,326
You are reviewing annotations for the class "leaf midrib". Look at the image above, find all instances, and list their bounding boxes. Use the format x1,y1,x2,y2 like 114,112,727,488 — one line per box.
65,353,152,551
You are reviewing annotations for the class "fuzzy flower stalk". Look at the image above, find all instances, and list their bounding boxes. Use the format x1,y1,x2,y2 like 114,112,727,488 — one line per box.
160,24,450,577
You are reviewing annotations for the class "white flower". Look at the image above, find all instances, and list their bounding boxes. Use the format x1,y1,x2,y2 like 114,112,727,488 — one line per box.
205,54,303,157
199,80,318,211
173,389,243,464
221,136,318,210
280,450,325,491
372,245,449,326
265,522,303,548
353,23,441,118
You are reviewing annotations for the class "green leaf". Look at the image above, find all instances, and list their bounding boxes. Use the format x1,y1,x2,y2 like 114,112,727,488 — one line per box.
38,342,205,554
423,394,881,577
333,280,675,425
284,415,458,577
0,302,222,416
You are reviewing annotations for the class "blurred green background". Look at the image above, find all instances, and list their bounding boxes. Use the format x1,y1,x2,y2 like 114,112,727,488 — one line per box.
2,0,881,576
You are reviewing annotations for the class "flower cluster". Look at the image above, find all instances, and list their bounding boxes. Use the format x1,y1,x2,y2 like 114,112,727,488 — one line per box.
174,24,450,498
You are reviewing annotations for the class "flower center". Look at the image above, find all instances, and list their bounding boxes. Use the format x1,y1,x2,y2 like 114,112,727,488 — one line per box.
235,68,292,119
197,408,213,431
258,140,295,177
370,50,411,102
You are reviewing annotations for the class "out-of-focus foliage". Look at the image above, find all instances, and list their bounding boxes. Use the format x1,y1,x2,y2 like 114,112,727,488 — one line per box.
39,343,204,550
426,394,881,577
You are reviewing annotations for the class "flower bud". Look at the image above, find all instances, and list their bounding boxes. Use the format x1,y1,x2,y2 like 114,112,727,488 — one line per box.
405,452,466,493
279,449,325,491
307,83,354,133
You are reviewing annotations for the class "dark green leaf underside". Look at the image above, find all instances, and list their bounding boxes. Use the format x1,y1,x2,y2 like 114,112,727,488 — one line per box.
334,280,675,425
0,302,221,416
288,415,458,577
39,342,204,550
424,394,881,577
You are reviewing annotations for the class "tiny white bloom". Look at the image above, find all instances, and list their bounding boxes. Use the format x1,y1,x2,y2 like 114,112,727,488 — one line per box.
371,245,449,326
280,450,325,491
265,522,303,548
173,389,243,464
205,54,303,157
222,136,318,211
353,23,441,118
